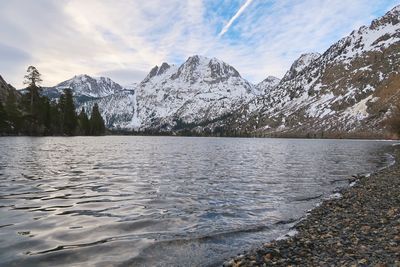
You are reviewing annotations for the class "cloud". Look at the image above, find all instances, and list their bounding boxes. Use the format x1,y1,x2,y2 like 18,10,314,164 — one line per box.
0,0,398,87
97,68,148,87
218,0,254,37
0,43,31,69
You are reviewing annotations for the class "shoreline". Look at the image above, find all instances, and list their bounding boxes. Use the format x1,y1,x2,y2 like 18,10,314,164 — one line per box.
0,134,398,142
224,146,400,266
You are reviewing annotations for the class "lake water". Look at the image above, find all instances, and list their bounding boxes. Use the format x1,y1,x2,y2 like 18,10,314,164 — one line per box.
0,136,395,266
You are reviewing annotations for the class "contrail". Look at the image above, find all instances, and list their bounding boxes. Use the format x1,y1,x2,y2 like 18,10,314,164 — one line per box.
218,0,254,37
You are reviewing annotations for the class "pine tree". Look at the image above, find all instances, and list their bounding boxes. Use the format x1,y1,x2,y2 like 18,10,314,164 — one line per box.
0,100,9,134
61,89,77,136
50,100,62,135
5,92,22,134
24,66,42,87
90,103,105,135
23,66,42,117
57,94,66,134
78,107,90,135
43,98,52,135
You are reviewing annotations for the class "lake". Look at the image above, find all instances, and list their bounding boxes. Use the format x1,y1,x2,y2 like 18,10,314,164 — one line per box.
0,136,395,266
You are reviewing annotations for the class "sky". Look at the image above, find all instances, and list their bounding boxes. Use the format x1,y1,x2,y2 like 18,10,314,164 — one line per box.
0,0,398,88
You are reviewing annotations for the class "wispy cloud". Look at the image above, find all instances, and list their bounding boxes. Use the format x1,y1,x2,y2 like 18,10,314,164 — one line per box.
0,0,397,87
218,0,254,37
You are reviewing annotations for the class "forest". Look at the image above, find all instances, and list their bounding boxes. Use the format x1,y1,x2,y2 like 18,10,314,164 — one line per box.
0,66,106,136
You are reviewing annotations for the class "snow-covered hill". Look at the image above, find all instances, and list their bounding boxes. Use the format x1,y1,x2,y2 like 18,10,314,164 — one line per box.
226,5,400,137
43,74,125,100
281,53,321,82
41,56,261,131
255,76,280,93
134,55,260,131
29,5,400,137
79,90,139,129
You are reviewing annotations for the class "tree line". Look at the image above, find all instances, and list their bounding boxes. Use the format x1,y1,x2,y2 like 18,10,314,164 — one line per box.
0,66,106,136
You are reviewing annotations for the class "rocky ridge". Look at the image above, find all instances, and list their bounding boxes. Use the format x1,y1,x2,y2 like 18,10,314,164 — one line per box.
220,5,400,138
255,76,280,94
134,55,259,131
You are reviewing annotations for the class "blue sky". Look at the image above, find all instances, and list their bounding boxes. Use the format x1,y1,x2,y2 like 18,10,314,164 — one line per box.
0,0,398,87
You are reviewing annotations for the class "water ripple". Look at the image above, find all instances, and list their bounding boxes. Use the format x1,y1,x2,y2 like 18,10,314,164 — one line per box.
0,136,394,266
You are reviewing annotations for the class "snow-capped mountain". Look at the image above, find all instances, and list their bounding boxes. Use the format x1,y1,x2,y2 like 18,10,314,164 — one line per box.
255,76,281,93
79,90,138,129
134,55,259,131
38,74,136,129
124,82,138,90
227,5,400,137
25,5,400,137
281,53,321,82
41,55,261,131
44,74,125,99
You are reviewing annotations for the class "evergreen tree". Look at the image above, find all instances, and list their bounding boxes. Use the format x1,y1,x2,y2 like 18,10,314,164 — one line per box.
90,103,105,135
49,100,62,135
5,92,22,134
43,98,52,135
23,66,42,117
1,67,108,136
0,100,9,134
60,89,77,136
57,94,66,134
78,107,90,135
24,66,42,87
20,86,45,135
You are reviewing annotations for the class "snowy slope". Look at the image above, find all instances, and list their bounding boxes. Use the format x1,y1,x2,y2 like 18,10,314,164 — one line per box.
281,53,321,82
135,55,260,131
38,74,137,129
52,74,124,98
51,56,261,131
255,76,281,93
230,5,400,137
78,90,139,129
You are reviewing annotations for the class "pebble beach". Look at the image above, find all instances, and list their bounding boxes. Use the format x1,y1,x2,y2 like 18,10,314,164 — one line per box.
224,147,400,267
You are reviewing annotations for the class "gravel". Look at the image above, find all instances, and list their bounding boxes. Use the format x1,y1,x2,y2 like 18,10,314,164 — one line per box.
224,148,400,267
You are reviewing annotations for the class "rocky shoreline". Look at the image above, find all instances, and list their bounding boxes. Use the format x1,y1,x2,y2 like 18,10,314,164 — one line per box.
224,147,400,266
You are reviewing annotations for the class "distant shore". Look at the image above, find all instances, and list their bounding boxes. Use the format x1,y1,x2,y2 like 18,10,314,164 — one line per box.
224,146,400,266
1,128,397,140
108,129,396,140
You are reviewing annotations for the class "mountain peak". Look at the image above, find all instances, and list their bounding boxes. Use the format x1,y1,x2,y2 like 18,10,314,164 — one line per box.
158,62,171,75
321,5,400,64
369,4,400,31
186,54,209,62
256,76,281,93
282,52,321,82
386,4,400,17
55,74,123,98
141,62,177,85
171,55,241,84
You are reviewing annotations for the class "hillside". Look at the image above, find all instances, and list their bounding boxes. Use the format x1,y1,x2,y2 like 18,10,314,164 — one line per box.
214,5,400,138
0,75,20,103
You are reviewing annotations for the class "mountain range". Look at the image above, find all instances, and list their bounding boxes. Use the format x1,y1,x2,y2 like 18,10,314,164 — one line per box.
2,5,400,138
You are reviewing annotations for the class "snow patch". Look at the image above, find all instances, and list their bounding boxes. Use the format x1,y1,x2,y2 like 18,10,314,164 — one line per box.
343,95,377,120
